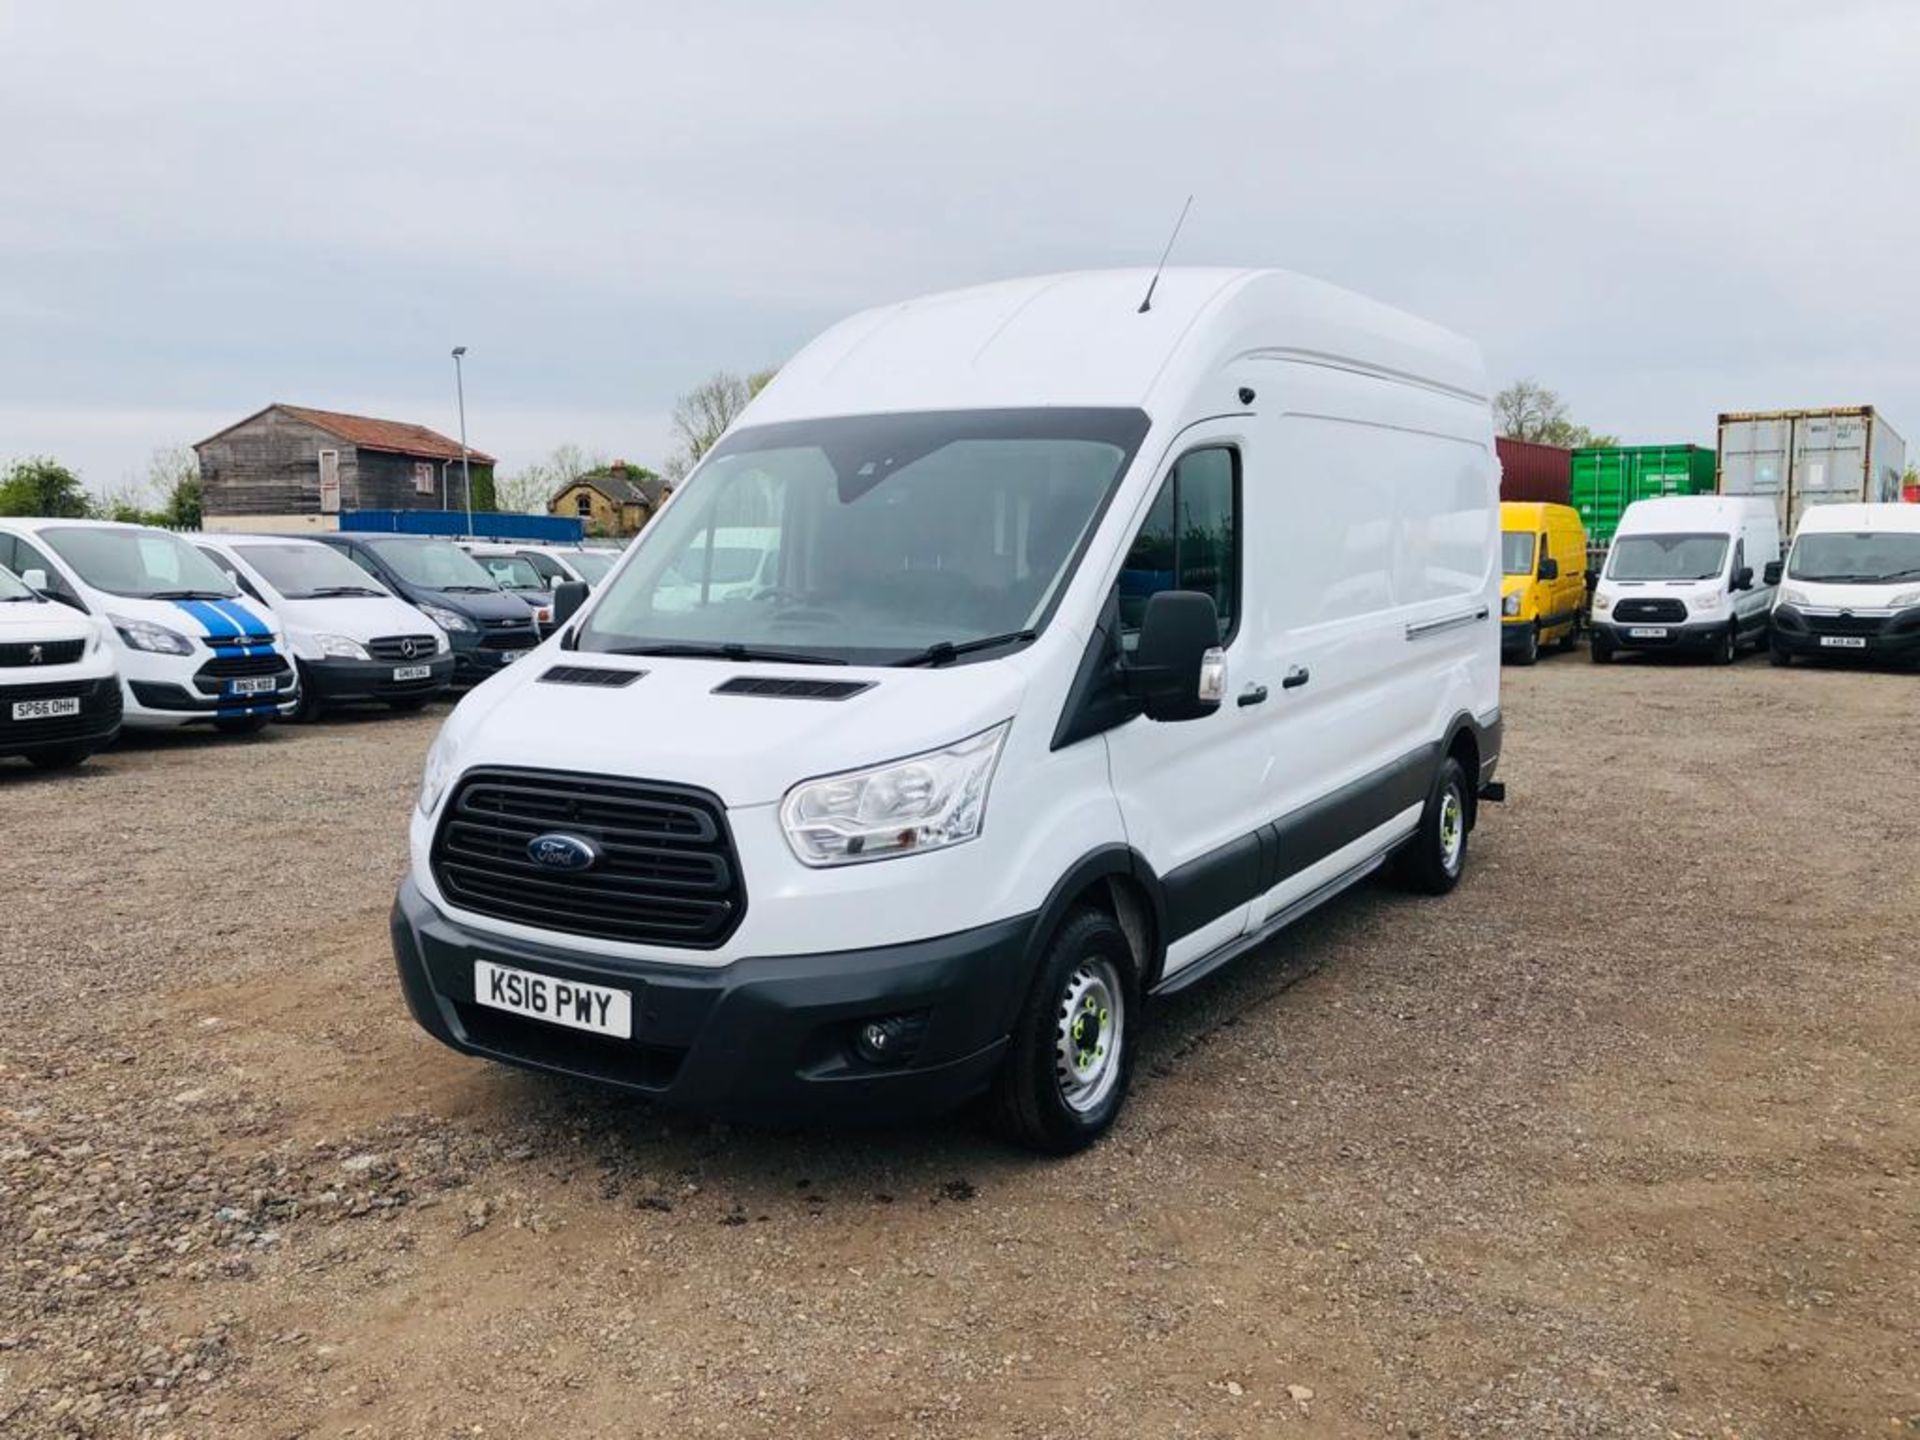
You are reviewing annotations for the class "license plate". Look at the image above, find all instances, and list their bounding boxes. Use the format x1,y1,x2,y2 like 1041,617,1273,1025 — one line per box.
12,697,80,720
1628,627,1668,639
228,676,277,696
392,664,432,681
473,960,631,1038
498,650,523,664
1820,635,1868,649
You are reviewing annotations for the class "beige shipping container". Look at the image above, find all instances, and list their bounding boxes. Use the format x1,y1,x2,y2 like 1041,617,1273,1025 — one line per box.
1717,406,1908,537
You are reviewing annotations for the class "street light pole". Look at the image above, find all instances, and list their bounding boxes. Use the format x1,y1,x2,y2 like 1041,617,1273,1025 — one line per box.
451,345,472,536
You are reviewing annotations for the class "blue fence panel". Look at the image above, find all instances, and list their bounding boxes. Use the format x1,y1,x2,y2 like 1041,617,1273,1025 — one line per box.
340,509,584,543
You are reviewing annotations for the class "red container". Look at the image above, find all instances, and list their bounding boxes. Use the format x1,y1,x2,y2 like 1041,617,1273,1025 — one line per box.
1496,437,1572,506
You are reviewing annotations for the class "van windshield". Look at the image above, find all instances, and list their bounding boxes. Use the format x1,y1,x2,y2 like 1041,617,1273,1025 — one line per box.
42,526,239,600
565,551,615,584
1788,531,1920,585
235,542,388,599
365,538,499,591
1500,533,1536,576
1608,533,1728,582
576,408,1151,665
472,554,548,591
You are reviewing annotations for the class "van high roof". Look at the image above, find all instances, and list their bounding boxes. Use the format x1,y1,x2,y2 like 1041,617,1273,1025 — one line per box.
744,268,1488,424
1793,502,1920,535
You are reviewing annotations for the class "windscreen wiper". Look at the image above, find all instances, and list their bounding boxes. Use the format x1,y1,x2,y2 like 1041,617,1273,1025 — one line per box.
890,629,1037,667
148,589,234,600
307,585,385,597
613,641,847,666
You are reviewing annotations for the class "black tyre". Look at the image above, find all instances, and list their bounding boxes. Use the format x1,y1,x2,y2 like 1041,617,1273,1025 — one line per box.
1514,623,1540,666
1712,622,1737,665
290,664,322,722
1770,641,1792,668
214,716,269,735
1557,616,1582,652
1590,633,1614,664
991,906,1139,1155
387,696,431,712
26,744,93,771
1395,754,1471,896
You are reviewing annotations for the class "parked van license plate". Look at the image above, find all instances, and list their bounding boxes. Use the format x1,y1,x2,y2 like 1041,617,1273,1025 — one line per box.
13,697,80,720
473,960,632,1038
1628,627,1668,639
1820,635,1867,649
228,676,277,696
392,664,432,681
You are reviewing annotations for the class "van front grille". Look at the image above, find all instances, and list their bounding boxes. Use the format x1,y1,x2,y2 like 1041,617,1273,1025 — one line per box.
1613,598,1688,624
0,639,86,667
430,768,745,948
368,634,440,662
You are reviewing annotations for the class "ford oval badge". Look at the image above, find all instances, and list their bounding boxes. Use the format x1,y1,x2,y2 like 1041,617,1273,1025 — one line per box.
527,833,598,871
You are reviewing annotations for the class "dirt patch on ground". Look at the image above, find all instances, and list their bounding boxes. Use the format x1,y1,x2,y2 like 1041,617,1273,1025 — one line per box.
2,654,1916,1438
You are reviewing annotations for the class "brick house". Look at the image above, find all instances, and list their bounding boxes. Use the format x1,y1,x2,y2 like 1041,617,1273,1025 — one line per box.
549,462,670,538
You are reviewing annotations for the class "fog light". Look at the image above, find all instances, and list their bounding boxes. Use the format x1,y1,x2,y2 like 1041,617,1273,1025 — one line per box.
853,1012,928,1066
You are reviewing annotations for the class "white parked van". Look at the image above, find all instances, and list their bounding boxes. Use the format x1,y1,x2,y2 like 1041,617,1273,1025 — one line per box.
0,519,298,731
192,535,455,715
1767,502,1920,667
510,544,620,589
392,269,1504,1151
1589,495,1780,664
0,563,121,768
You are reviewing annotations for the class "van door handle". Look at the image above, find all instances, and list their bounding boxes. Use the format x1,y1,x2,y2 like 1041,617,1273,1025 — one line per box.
1282,666,1310,690
1236,684,1268,707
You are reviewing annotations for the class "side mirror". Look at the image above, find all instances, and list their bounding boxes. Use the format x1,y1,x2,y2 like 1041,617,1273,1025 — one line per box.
1124,590,1225,722
20,568,49,593
1762,560,1783,586
552,580,589,626
1732,566,1754,592
1537,556,1559,581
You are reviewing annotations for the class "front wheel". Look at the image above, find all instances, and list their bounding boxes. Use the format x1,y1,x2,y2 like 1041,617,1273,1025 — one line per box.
1515,623,1540,666
1590,633,1614,664
1395,755,1471,895
992,907,1139,1155
1713,622,1737,665
1770,642,1792,668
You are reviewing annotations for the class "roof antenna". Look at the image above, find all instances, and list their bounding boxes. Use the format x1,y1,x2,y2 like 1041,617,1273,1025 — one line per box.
1137,194,1193,314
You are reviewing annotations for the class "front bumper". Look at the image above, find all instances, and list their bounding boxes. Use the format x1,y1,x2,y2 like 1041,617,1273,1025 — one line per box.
1771,605,1920,661
304,652,455,703
448,633,537,685
390,876,1039,1125
1591,619,1728,654
0,674,122,756
122,655,299,727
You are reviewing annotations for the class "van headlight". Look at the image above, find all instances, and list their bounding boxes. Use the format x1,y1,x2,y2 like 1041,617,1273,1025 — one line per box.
314,633,370,661
1593,593,1612,612
418,603,474,634
780,722,1010,866
1891,588,1920,608
1501,592,1521,617
1688,591,1723,613
417,728,463,817
1781,587,1809,608
108,613,195,655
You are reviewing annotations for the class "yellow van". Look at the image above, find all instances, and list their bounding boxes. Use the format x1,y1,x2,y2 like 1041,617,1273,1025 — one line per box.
1500,501,1588,664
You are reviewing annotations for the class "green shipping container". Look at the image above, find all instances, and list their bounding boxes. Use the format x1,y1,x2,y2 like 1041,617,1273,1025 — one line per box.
1570,445,1717,551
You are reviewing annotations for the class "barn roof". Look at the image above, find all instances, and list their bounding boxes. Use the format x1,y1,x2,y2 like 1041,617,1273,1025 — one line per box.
196,404,496,465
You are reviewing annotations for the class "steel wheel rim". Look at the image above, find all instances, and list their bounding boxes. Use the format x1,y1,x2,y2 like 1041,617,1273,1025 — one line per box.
1054,957,1124,1114
1439,785,1465,873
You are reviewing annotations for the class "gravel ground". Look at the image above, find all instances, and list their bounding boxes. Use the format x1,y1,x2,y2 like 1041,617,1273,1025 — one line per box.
2,654,1916,1439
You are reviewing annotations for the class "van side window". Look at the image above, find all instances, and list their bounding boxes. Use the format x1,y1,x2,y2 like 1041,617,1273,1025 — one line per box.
1731,538,1745,579
1117,447,1239,644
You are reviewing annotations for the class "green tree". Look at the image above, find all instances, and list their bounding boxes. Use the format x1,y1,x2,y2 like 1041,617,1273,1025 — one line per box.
148,446,202,528
1493,379,1617,449
0,457,91,517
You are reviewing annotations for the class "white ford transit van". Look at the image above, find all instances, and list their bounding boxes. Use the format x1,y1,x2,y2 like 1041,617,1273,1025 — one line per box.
0,519,298,731
192,535,455,715
1767,502,1920,666
0,562,121,768
392,269,1504,1152
1589,495,1779,664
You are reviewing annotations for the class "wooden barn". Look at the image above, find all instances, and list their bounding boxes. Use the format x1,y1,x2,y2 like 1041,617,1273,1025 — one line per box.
194,404,496,529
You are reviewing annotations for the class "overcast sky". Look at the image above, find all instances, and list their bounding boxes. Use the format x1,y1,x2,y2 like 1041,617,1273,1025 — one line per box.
2,0,1914,497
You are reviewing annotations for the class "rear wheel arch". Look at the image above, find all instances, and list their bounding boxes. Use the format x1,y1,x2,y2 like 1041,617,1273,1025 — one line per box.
1441,714,1484,830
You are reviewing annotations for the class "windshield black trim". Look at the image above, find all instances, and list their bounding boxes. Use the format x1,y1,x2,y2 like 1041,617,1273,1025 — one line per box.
578,407,1153,667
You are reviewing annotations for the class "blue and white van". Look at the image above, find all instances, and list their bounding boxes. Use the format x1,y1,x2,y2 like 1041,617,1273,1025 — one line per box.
0,519,299,732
